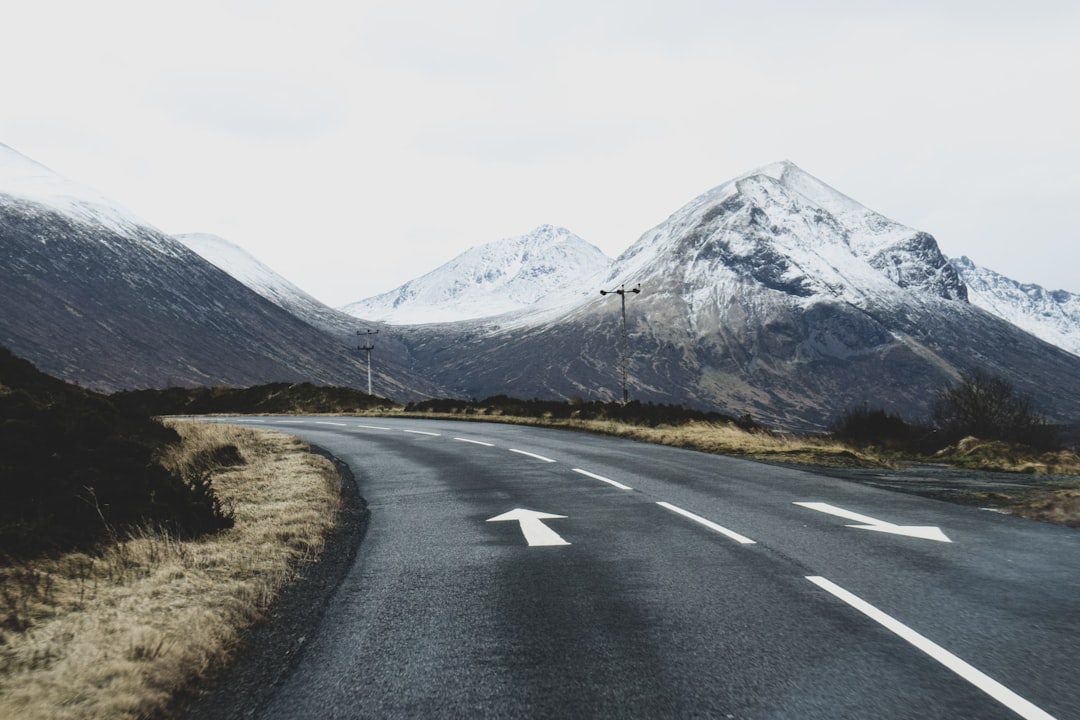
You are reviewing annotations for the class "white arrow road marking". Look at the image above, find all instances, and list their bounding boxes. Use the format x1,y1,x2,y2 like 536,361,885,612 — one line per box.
794,502,952,543
487,508,570,546
807,576,1057,720
657,502,756,544
508,448,556,463
572,468,632,490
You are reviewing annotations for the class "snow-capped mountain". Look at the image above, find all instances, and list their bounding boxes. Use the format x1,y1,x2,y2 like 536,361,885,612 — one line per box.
0,142,432,396
600,160,965,309
342,225,612,324
391,161,1080,429
951,256,1080,356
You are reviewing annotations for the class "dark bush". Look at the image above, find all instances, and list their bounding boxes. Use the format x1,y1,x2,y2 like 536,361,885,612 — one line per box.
0,346,233,558
111,382,395,416
404,395,760,430
931,369,1058,449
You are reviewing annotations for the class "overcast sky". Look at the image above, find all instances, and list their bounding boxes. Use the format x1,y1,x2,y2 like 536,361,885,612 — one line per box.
3,0,1078,306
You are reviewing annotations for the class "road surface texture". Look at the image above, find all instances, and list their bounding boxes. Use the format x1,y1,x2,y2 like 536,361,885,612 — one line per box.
185,417,1079,719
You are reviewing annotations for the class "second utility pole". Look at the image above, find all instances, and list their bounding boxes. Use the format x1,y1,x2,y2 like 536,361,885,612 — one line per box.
600,283,640,404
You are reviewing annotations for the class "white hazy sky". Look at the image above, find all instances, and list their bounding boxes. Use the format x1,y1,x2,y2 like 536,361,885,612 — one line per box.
3,0,1078,306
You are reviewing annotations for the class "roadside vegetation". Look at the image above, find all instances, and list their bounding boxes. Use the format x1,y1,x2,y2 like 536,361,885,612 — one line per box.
0,421,343,720
828,370,1080,526
1,347,346,719
111,381,396,417
400,395,879,467
0,347,233,557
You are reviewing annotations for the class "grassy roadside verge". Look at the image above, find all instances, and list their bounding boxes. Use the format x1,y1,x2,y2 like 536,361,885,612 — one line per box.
0,421,343,720
387,411,885,467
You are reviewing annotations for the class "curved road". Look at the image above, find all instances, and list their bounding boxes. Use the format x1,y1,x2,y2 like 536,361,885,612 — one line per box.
213,417,1079,719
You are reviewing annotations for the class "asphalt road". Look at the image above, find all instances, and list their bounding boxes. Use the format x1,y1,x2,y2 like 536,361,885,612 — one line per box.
208,417,1080,719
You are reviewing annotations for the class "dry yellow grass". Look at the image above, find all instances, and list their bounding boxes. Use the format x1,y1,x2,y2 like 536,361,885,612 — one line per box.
0,421,342,720
1010,485,1080,527
934,437,1080,475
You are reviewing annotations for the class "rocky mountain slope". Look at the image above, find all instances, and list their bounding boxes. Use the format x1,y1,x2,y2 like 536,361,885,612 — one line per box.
951,256,1080,357
0,143,433,397
342,224,611,324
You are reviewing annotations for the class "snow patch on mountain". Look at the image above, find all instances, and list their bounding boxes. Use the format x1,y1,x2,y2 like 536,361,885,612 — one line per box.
342,225,612,324
0,142,157,240
951,256,1080,356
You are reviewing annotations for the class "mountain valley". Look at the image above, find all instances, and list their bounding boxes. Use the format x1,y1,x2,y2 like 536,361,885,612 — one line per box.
3,142,1079,431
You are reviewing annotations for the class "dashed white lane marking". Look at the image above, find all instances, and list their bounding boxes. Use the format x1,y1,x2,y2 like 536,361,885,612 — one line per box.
806,576,1057,720
355,424,391,430
454,437,496,447
403,430,441,436
656,502,756,545
509,448,556,463
572,468,632,491
314,421,347,426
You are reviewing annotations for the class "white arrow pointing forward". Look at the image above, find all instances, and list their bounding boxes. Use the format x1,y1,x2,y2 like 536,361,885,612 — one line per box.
794,502,952,543
487,508,570,546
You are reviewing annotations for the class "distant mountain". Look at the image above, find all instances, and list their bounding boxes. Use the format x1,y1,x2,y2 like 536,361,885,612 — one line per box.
175,232,444,396
342,224,612,324
0,143,433,397
390,161,1080,430
950,256,1080,357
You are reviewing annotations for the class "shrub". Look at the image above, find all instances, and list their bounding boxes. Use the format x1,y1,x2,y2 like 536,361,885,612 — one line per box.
0,346,233,557
931,369,1057,449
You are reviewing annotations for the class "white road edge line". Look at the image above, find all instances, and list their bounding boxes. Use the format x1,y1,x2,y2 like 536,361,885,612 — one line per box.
355,424,392,430
656,502,756,544
572,468,632,490
403,430,441,436
454,437,496,447
806,576,1057,720
509,448,556,463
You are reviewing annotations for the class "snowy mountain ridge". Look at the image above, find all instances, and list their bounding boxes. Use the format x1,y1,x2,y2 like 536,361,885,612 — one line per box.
952,256,1080,356
0,142,160,242
342,224,612,324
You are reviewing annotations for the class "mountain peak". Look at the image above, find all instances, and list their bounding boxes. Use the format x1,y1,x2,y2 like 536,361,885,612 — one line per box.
608,162,966,304
342,226,612,324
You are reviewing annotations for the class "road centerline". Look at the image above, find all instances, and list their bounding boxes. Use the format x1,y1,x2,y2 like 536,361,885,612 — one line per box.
508,448,556,463
403,429,441,437
454,437,495,447
572,468,632,490
806,576,1057,720
657,501,756,544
